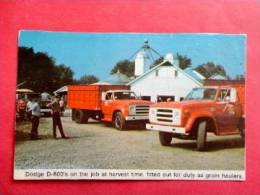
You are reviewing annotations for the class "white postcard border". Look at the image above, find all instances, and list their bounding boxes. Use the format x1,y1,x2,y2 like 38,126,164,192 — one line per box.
14,169,245,181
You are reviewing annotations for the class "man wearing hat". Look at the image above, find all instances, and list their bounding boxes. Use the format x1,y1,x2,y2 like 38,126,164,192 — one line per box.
47,95,68,139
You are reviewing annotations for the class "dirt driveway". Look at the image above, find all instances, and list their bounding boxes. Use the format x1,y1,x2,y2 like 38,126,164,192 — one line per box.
15,115,244,170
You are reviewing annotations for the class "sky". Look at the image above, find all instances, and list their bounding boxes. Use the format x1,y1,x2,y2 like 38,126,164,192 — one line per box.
18,31,246,80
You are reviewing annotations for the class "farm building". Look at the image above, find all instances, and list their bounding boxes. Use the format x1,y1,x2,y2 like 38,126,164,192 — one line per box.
127,43,205,102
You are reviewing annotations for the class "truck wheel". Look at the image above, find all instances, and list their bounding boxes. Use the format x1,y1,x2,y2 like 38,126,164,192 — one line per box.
83,111,90,123
196,121,207,151
159,132,172,146
114,112,126,130
75,109,86,124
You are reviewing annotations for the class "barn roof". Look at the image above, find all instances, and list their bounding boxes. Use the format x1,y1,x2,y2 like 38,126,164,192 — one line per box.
101,70,131,85
184,68,205,80
127,60,203,86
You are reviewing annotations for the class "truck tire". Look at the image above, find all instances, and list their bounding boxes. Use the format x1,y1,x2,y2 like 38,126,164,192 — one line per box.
159,132,172,146
114,112,126,130
75,109,88,124
196,121,207,151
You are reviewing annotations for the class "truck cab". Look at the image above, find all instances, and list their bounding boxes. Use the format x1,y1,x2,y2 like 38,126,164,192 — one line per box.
146,84,245,151
68,85,152,130
101,90,152,129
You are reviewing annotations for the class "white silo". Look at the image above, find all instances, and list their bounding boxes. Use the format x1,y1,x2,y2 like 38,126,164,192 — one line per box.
133,40,162,76
135,50,151,76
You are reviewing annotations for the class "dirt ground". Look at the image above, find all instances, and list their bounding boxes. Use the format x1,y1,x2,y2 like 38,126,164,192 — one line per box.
15,113,245,170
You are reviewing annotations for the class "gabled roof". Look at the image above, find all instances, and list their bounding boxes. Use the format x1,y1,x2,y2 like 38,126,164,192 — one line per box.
127,60,203,86
184,68,205,80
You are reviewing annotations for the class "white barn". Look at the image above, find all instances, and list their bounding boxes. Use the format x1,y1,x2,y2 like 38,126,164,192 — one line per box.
128,52,204,102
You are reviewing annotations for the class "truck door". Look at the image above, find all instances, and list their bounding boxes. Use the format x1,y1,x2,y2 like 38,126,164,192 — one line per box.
215,88,241,133
101,92,113,121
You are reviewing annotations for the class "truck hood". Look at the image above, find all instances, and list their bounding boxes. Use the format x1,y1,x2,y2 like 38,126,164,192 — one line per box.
114,99,152,106
151,100,216,109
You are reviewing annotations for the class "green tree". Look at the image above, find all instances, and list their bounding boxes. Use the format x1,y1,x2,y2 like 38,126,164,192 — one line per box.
195,62,228,79
150,57,164,68
77,75,99,84
177,54,191,70
18,47,74,93
110,60,135,77
55,64,74,86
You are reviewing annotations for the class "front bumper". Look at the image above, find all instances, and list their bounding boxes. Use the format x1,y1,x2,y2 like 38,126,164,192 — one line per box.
125,115,149,121
146,123,187,135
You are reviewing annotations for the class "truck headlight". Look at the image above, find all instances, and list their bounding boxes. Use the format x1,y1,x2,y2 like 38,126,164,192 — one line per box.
129,105,136,115
172,109,181,125
149,107,157,122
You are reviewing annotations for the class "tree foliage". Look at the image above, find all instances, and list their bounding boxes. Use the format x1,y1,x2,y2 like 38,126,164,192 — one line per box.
18,47,74,93
177,54,191,70
76,75,99,84
195,62,227,79
150,57,164,68
110,60,135,77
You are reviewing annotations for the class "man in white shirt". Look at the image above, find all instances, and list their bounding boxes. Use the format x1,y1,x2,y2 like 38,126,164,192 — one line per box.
26,98,33,120
30,95,41,140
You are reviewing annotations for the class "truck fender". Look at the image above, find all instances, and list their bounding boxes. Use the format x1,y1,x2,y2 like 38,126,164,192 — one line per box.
185,111,217,134
112,107,128,119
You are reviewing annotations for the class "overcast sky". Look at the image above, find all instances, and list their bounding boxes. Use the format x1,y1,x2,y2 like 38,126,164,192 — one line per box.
19,31,246,80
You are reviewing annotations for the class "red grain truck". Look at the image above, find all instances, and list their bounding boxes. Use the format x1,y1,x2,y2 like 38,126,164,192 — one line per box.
67,85,152,130
146,80,245,151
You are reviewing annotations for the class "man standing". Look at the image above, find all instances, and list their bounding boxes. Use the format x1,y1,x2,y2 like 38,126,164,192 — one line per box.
30,95,41,140
47,95,68,139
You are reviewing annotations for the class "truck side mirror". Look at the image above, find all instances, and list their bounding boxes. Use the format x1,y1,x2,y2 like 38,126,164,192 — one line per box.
230,88,237,103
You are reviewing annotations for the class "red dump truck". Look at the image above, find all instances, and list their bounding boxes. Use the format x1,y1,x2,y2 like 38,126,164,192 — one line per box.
67,85,152,130
146,80,245,151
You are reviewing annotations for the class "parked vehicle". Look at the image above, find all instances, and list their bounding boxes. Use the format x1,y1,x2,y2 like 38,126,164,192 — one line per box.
67,85,152,130
40,92,52,116
146,81,245,151
16,89,35,120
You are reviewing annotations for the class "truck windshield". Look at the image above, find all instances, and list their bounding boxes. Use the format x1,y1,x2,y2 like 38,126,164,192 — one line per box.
185,88,217,100
114,91,137,100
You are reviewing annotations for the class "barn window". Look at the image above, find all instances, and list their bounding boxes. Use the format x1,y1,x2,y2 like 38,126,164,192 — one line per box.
155,70,159,77
175,70,178,77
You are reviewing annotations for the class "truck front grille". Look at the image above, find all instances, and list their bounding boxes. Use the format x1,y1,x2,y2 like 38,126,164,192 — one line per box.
135,105,150,115
156,108,173,123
